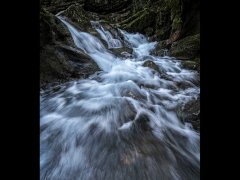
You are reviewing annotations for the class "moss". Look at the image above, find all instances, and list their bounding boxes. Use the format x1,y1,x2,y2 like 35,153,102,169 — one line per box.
181,61,199,70
170,33,200,60
120,8,156,33
120,9,146,25
155,1,170,28
154,0,183,40
155,26,171,40
169,0,183,31
172,15,182,30
61,4,94,32
123,11,148,30
132,0,150,12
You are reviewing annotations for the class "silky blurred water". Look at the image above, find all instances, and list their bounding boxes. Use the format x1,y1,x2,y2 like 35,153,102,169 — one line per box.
40,16,200,180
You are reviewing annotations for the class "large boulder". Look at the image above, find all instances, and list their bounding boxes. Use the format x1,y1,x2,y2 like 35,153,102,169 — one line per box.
40,8,74,48
181,59,200,72
177,97,200,132
40,7,100,89
170,33,200,60
59,4,98,32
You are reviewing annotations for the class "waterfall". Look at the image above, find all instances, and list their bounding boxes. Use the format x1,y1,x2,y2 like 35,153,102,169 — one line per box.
119,29,157,57
90,21,122,49
40,16,200,180
57,16,120,72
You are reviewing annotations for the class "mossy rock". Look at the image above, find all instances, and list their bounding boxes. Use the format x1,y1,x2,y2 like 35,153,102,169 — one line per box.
168,0,183,31
170,33,200,60
144,27,154,36
40,44,100,89
154,27,171,41
111,47,133,57
41,0,85,14
143,60,161,73
154,0,183,38
142,60,172,81
120,8,156,33
177,97,200,132
181,60,199,71
132,0,151,12
40,7,74,48
60,4,98,32
154,40,171,56
40,7,101,89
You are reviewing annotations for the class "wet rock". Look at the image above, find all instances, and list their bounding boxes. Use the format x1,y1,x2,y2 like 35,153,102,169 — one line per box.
134,113,151,132
142,60,173,81
177,97,200,132
120,51,133,58
40,7,100,89
170,33,200,60
40,44,100,89
168,30,181,44
143,60,161,74
59,4,98,32
181,60,199,71
154,40,171,56
40,8,74,48
111,47,133,57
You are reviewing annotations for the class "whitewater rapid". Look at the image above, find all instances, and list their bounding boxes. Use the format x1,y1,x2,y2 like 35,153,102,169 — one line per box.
40,16,200,180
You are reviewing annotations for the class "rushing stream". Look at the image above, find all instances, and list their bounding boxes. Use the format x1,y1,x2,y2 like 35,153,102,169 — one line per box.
40,15,200,180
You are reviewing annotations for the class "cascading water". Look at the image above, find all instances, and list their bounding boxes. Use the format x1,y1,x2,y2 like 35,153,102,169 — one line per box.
40,15,200,180
118,29,157,58
90,21,122,49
